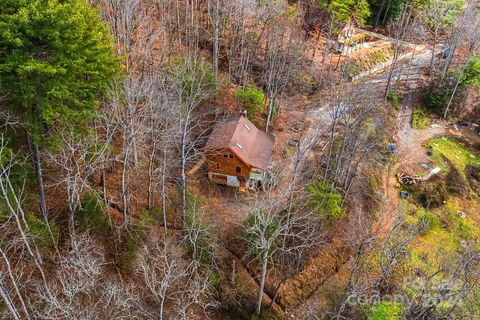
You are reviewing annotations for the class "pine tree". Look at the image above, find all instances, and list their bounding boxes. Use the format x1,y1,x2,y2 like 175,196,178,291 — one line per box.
0,0,121,217
319,0,371,25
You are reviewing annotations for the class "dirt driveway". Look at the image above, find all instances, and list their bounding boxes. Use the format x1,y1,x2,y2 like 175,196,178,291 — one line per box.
375,91,447,236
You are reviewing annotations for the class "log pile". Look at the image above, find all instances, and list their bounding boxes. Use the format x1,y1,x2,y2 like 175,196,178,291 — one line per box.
397,167,441,185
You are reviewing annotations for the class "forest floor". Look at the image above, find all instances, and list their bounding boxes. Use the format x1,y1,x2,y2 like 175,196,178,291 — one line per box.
283,38,439,318
200,35,448,318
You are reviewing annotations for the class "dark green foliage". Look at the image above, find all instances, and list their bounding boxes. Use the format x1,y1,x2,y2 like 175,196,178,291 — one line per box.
236,84,266,120
460,56,480,86
307,181,344,221
201,265,221,290
0,0,121,147
120,231,140,275
25,212,59,251
320,0,371,26
387,90,401,109
76,193,109,234
423,56,479,116
423,90,450,114
137,209,155,229
368,0,404,25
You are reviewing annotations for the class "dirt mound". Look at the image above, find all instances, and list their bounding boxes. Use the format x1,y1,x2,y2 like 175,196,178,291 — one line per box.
445,165,469,196
409,175,449,208
276,239,351,309
466,164,480,194
215,245,285,319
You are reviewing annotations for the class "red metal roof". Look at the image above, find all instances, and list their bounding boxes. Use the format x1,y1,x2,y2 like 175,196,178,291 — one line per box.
205,116,275,170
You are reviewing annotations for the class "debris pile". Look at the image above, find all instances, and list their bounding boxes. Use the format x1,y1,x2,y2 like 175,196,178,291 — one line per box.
397,167,442,185
397,172,420,185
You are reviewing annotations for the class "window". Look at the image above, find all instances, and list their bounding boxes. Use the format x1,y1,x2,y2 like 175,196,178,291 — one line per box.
223,152,227,158
236,142,243,150
216,163,220,169
229,153,234,159
244,123,251,130
235,166,241,173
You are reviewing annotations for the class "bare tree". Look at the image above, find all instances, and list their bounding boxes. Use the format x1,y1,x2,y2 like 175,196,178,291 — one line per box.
0,137,57,303
384,5,418,100
137,234,217,319
422,0,460,73
171,56,217,221
443,12,480,118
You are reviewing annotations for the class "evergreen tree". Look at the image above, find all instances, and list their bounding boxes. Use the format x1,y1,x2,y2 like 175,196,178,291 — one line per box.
0,0,120,217
319,0,371,26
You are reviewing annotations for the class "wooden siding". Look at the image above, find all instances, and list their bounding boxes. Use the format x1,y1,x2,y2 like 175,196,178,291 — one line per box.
207,148,251,178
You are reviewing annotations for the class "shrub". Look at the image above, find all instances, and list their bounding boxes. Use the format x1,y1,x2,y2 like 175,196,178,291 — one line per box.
290,71,320,94
236,84,266,120
367,300,404,320
460,56,480,86
388,90,401,110
411,106,432,129
418,210,441,233
285,5,299,21
76,193,109,234
120,232,140,275
424,90,449,114
306,181,344,221
25,213,59,251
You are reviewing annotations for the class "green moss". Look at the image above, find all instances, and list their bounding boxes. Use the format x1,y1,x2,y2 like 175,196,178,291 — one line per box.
426,136,480,174
367,301,403,320
418,210,441,231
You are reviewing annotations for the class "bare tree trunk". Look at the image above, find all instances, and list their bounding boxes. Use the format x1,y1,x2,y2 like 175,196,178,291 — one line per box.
180,113,190,222
443,59,468,119
31,104,47,218
162,143,169,232
255,251,268,316
212,0,220,78
375,0,387,27
0,276,20,320
147,141,157,211
429,30,438,73
0,248,30,320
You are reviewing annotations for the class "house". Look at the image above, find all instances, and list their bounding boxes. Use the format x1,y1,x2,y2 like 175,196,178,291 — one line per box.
336,16,366,55
205,112,275,191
